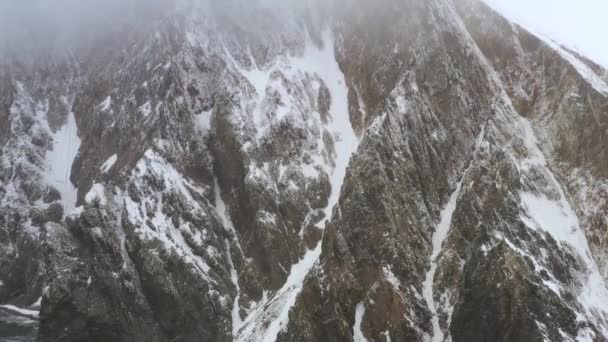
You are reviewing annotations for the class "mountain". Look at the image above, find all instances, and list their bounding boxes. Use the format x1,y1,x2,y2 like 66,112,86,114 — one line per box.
1,0,607,341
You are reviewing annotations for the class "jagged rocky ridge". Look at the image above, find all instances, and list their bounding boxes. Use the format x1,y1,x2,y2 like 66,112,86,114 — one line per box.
0,0,607,341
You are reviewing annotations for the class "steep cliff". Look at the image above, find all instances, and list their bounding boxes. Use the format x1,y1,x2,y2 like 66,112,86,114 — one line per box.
1,0,607,341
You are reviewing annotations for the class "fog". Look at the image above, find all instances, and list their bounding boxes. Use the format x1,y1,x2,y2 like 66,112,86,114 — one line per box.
1,0,606,69
0,1,123,42
0,0,169,55
484,0,608,68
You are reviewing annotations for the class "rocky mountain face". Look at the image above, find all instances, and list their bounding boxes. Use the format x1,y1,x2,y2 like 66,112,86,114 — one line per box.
1,0,607,341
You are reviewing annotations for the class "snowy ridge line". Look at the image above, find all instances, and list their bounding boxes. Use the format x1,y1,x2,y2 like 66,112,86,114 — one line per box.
455,0,608,99
233,28,360,342
479,0,608,97
480,54,608,338
481,38,608,338
438,0,505,92
515,118,608,340
422,125,486,342
540,38,608,97
446,8,608,336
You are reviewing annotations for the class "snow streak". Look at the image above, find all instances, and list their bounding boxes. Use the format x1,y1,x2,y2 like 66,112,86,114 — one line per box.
422,127,485,342
100,154,118,173
214,177,243,336
353,302,369,342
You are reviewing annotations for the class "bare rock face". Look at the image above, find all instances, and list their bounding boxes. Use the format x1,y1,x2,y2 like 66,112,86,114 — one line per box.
1,0,608,341
453,0,608,284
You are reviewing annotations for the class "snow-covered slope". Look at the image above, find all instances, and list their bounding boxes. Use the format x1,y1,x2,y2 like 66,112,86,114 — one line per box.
233,29,360,342
44,109,80,215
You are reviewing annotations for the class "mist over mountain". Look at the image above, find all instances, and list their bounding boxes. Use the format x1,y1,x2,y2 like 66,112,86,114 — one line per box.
484,0,608,68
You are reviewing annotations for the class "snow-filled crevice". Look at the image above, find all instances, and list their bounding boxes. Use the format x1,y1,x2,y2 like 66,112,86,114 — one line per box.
353,302,369,342
422,182,461,342
233,28,360,342
214,177,243,336
422,126,486,342
44,105,81,216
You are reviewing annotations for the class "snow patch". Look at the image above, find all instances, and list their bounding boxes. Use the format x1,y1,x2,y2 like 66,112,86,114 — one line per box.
353,302,369,342
139,101,152,117
354,84,367,130
383,266,402,292
85,183,107,205
99,96,112,111
44,110,81,216
195,110,213,134
392,84,411,114
32,296,41,308
100,154,118,173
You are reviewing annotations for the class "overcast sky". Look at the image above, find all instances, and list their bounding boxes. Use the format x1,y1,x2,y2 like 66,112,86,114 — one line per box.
1,0,607,68
483,0,608,68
